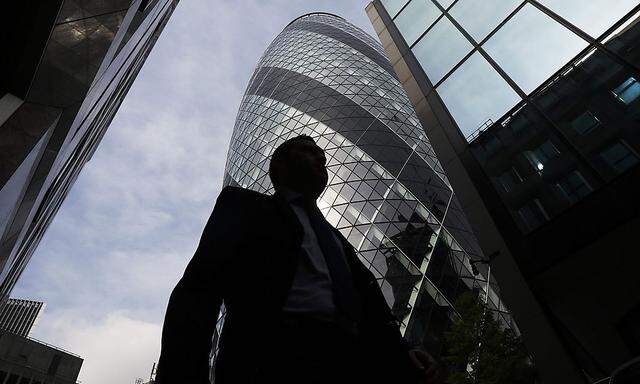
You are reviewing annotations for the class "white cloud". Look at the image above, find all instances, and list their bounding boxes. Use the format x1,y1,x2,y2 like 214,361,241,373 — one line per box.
34,311,162,384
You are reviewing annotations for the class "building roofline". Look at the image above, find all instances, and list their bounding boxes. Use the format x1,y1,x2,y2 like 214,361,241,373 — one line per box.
285,12,344,28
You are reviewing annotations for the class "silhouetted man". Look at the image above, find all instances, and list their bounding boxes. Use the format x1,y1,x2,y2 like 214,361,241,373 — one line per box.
156,135,439,384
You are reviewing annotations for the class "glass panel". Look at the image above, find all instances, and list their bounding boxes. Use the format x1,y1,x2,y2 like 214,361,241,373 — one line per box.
571,111,600,135
613,77,640,105
395,0,442,46
526,140,560,171
483,4,588,93
538,0,638,38
531,45,640,181
412,16,473,84
450,0,521,42
600,142,639,174
557,171,592,204
517,199,548,232
434,0,456,9
437,52,521,139
497,167,522,192
382,0,410,18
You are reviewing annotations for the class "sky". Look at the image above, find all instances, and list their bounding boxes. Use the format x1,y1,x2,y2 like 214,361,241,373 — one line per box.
12,1,375,383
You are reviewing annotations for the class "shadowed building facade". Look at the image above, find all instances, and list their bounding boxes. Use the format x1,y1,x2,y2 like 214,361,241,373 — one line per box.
0,330,83,384
0,0,179,307
366,1,640,382
214,12,516,379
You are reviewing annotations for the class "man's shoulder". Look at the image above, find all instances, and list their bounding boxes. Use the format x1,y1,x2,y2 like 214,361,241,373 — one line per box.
217,185,270,205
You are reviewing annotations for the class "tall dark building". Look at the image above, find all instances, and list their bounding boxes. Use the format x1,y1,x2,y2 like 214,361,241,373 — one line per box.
214,12,517,379
0,0,179,306
367,0,640,382
0,298,44,337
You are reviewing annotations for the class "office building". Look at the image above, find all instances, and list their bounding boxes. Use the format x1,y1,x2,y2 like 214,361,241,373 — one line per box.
0,329,83,384
0,0,179,307
0,298,44,337
215,12,516,379
367,0,640,382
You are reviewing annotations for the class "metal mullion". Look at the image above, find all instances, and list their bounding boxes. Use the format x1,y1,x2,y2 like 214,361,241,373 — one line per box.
477,49,528,98
475,1,528,48
431,46,477,89
437,0,462,12
408,9,448,50
391,0,413,20
443,6,528,98
527,0,640,76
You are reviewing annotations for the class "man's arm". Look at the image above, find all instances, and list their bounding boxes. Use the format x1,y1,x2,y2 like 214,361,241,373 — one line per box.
155,187,246,384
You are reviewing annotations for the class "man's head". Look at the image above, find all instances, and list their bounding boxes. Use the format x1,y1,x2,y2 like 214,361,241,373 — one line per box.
269,135,328,199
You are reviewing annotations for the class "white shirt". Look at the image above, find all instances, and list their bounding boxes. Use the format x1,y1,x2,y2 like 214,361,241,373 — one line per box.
280,188,343,319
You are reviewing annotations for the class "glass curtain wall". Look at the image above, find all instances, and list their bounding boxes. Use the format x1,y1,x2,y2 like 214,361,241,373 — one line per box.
381,0,640,233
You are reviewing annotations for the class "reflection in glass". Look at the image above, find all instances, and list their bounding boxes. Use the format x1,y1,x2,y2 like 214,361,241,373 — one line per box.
395,0,442,46
612,77,640,105
526,140,560,171
450,0,521,42
483,4,588,93
538,0,638,38
381,0,410,18
437,52,521,139
412,16,473,84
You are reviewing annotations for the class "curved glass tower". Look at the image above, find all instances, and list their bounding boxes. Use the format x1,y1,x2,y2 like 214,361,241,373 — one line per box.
220,12,513,363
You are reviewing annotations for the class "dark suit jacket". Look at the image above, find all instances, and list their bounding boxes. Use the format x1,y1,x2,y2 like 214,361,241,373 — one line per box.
155,186,416,384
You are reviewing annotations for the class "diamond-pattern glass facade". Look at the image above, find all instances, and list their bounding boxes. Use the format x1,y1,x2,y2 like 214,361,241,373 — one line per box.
213,13,514,372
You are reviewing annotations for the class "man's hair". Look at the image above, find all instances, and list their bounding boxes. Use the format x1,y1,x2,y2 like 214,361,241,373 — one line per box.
268,135,316,189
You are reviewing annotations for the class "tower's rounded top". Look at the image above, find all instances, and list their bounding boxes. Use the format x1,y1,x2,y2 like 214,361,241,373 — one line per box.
285,12,345,28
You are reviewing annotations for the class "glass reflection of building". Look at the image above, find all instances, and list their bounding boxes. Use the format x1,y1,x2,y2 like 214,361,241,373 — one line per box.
213,12,516,380
0,0,178,306
368,1,640,383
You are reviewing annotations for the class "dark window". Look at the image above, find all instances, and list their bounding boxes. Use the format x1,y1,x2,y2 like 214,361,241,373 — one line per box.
48,354,62,375
0,371,6,383
18,377,29,384
526,140,559,171
612,77,640,105
517,199,548,232
482,134,501,156
570,111,600,135
600,142,639,174
5,374,19,384
496,167,522,192
557,171,592,204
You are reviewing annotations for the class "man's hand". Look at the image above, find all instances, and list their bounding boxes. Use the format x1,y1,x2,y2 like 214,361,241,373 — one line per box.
408,349,443,384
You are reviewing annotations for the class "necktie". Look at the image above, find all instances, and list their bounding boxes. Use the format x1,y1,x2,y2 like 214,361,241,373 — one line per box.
302,200,363,322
